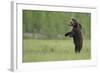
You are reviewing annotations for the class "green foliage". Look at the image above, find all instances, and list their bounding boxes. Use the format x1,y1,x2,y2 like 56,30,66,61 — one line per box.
23,39,91,62
23,10,91,39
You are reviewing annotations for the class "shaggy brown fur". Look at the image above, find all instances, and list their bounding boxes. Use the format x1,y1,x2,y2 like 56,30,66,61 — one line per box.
65,18,83,53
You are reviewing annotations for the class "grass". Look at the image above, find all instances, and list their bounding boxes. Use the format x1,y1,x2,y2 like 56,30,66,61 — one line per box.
23,39,91,62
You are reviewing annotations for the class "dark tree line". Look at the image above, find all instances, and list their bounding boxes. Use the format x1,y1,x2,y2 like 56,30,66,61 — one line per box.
23,10,91,39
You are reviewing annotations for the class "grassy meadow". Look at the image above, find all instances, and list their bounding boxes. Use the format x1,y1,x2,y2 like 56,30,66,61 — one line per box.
23,39,91,62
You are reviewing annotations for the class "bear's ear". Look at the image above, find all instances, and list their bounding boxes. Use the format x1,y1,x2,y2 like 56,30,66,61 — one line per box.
72,18,76,21
72,18,77,22
71,18,78,24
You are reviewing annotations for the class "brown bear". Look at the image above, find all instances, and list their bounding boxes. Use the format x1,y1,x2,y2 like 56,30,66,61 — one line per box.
65,18,83,53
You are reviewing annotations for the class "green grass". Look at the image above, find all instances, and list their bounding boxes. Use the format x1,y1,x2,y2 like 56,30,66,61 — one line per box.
23,39,91,62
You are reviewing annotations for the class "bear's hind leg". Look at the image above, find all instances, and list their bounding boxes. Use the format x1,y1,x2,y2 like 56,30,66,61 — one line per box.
75,46,81,53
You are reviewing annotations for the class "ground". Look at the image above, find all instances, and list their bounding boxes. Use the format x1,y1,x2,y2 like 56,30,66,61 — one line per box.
23,39,91,62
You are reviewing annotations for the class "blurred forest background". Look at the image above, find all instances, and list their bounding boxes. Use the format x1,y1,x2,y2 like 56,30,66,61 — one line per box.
23,10,91,40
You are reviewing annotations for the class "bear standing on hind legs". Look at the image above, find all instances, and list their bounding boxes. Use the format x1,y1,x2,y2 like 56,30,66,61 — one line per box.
65,18,83,53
